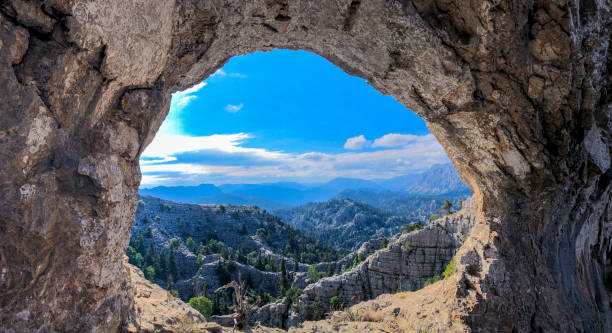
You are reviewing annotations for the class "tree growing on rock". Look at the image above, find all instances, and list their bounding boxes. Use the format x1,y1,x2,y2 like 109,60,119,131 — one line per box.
280,259,289,293
215,273,261,331
189,296,213,317
440,199,453,215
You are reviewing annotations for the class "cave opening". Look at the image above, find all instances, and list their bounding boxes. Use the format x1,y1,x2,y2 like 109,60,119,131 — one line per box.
129,49,475,328
3,1,611,332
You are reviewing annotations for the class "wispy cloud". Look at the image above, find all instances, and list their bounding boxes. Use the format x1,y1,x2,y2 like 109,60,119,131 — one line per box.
210,69,247,79
344,135,371,150
140,132,448,186
372,133,433,148
180,81,207,95
225,104,244,113
177,95,197,107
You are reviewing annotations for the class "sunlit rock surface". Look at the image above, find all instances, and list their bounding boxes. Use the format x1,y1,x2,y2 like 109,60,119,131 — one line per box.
0,0,610,332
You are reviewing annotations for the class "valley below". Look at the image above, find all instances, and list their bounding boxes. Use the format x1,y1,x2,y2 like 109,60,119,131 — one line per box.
126,166,475,331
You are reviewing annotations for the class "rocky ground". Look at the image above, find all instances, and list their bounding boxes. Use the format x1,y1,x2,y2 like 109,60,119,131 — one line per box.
122,196,476,332
2,0,610,331
236,197,476,329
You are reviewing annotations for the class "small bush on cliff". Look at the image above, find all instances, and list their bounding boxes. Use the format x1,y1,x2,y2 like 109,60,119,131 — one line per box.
189,296,213,317
144,265,155,282
402,240,411,252
443,257,456,278
186,237,195,252
400,221,424,234
284,288,303,306
329,296,340,310
307,265,324,283
440,199,453,215
429,213,441,221
424,275,442,287
380,237,389,249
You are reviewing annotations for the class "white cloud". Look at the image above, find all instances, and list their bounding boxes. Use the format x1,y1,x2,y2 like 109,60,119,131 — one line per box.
210,69,246,79
180,81,207,95
372,133,433,148
225,104,244,113
141,133,286,164
344,135,371,150
140,132,449,185
212,69,226,77
177,95,197,107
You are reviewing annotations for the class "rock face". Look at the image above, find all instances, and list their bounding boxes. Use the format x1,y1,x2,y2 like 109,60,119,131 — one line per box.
129,195,335,300
244,198,476,329
290,198,476,325
0,1,610,332
124,261,225,333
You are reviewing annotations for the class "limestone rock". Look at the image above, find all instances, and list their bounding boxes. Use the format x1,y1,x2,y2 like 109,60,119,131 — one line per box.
124,261,225,333
1,0,610,332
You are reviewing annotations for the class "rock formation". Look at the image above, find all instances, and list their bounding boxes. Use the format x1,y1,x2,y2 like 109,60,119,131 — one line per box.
124,261,225,333
0,0,610,332
294,197,476,319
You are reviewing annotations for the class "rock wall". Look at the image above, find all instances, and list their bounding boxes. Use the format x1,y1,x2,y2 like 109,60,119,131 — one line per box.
290,198,476,325
0,0,610,332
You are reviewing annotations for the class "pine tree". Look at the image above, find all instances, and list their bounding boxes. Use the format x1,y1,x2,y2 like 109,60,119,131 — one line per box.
168,249,178,280
158,250,168,280
280,259,288,293
239,223,248,235
144,242,155,267
440,199,453,215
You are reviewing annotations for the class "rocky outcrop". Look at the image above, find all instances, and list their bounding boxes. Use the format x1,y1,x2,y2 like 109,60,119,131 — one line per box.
176,258,283,302
291,199,476,324
1,1,610,332
124,261,225,333
246,198,476,329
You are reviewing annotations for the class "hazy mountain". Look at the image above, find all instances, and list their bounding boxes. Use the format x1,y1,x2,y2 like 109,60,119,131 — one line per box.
138,163,469,208
196,193,292,211
139,184,221,203
336,189,467,222
373,174,418,191
406,163,470,195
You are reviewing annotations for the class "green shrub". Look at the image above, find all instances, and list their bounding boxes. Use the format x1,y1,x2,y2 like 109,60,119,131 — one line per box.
189,296,213,317
144,265,156,282
284,288,303,306
329,296,340,310
186,237,195,251
423,275,442,287
429,213,441,221
402,240,411,252
380,237,389,249
196,253,203,264
307,265,323,283
138,199,145,207
154,215,161,222
443,257,456,279
169,237,180,250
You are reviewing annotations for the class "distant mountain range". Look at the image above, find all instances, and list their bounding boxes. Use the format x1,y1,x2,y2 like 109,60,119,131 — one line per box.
139,163,471,211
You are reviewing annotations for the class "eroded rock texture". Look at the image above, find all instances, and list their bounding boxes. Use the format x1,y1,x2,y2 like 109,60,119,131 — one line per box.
0,0,610,332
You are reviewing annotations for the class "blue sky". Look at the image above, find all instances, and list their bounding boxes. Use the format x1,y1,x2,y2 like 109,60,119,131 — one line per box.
140,50,449,187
